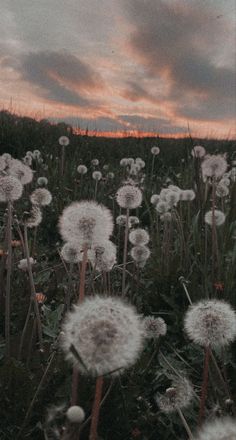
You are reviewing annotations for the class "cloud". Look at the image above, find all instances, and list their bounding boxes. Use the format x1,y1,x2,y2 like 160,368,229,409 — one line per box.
5,50,104,107
122,0,236,121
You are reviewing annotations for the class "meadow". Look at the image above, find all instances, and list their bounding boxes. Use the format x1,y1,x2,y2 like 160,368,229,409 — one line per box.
0,110,236,440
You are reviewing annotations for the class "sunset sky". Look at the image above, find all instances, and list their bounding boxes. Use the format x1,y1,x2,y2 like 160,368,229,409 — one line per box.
0,0,235,137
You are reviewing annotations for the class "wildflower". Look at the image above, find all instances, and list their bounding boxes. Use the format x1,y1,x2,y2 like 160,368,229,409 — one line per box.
184,299,236,348
35,293,47,304
22,155,32,166
116,215,127,226
127,158,135,166
37,176,48,186
59,201,114,246
88,240,117,272
32,149,41,159
151,146,160,155
150,194,160,205
61,295,144,376
91,159,99,166
159,188,171,201
66,406,85,424
193,417,236,440
135,158,145,169
201,155,227,180
103,164,109,171
160,212,172,222
116,185,142,209
204,209,225,226
131,245,151,265
77,165,88,175
129,216,140,227
2,153,12,164
165,190,180,206
18,257,36,271
92,171,102,181
58,136,70,146
0,176,23,202
156,377,194,413
216,184,229,198
8,158,33,185
107,172,115,179
155,201,170,214
179,189,196,201
30,188,52,206
61,243,81,263
129,228,149,246
191,145,206,158
143,316,167,339
25,205,42,228
120,158,129,167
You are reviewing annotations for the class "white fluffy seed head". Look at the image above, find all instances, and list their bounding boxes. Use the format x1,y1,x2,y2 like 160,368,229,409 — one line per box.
131,245,151,264
59,201,114,246
61,295,144,376
66,406,85,424
91,159,99,166
129,228,149,246
120,158,129,167
129,216,140,227
37,176,48,186
151,146,160,155
22,155,32,166
191,145,206,158
61,243,81,263
143,316,167,339
88,240,117,272
92,171,102,181
193,417,236,440
59,136,70,146
135,158,145,168
201,155,228,180
107,172,115,179
25,205,43,228
0,155,6,171
150,194,160,205
165,190,180,206
204,209,226,226
0,176,23,202
216,184,229,198
184,299,236,348
155,201,170,214
179,189,196,201
18,257,36,271
7,159,33,185
77,165,88,175
156,377,194,413
116,185,142,209
30,188,52,206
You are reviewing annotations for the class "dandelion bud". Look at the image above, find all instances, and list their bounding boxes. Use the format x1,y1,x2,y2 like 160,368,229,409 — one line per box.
184,299,236,348
204,209,225,226
61,295,144,376
216,184,229,198
107,172,115,179
116,185,142,209
66,406,85,424
0,176,23,202
32,149,41,159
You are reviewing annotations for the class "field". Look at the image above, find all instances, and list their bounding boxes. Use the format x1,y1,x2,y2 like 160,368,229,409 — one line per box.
0,110,236,440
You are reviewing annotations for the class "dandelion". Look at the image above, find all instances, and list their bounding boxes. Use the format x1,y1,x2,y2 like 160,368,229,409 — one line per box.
151,146,160,155
77,164,88,175
32,149,41,159
143,316,167,339
201,155,227,180
22,155,32,166
0,155,6,171
155,201,170,214
184,299,236,348
135,158,145,169
92,171,102,181
129,216,140,227
160,212,172,222
216,184,229,198
204,209,225,227
58,136,70,146
8,158,33,185
131,245,151,265
191,145,206,158
156,377,194,413
66,406,85,424
61,242,81,263
2,153,12,164
59,201,114,247
103,164,109,171
120,158,129,167
25,205,43,228
30,188,52,206
37,176,48,186
127,158,135,166
107,172,115,179
116,215,127,226
91,159,99,166
88,240,117,272
18,257,36,271
129,228,149,246
116,185,142,209
192,417,236,440
150,194,160,205
0,176,23,202
61,295,144,376
180,190,196,201
165,190,180,206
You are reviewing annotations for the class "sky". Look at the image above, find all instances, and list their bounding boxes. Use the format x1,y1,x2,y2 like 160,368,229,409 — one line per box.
0,0,235,137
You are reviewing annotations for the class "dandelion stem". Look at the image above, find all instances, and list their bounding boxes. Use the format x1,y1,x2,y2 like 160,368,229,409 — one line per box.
176,407,194,440
122,208,129,296
89,376,104,440
5,201,13,359
198,344,211,425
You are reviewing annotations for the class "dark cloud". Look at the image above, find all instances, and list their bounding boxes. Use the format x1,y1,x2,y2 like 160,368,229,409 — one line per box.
122,0,236,121
7,50,103,107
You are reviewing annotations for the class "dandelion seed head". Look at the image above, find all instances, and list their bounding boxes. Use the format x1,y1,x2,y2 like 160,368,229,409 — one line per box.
18,257,36,271
91,158,99,166
107,172,115,179
129,216,140,227
216,184,229,198
179,189,196,201
25,205,42,228
151,146,160,155
165,190,180,206
127,158,135,166
129,228,149,246
0,176,23,202
131,245,151,264
59,201,114,246
202,155,228,180
156,377,194,413
22,155,32,166
144,316,167,339
58,136,70,146
191,145,206,158
2,153,12,165
66,406,85,424
32,150,41,159
37,176,48,186
88,240,116,272
120,158,129,167
8,159,33,184
135,158,145,168
30,188,52,206
160,212,172,222
155,201,170,214
184,299,236,348
193,417,236,440
204,209,226,226
61,243,81,263
150,194,160,205
116,185,142,209
92,171,102,181
61,295,144,376
77,165,88,175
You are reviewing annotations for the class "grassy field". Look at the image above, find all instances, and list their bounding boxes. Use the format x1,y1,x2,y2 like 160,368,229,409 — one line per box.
0,110,236,440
